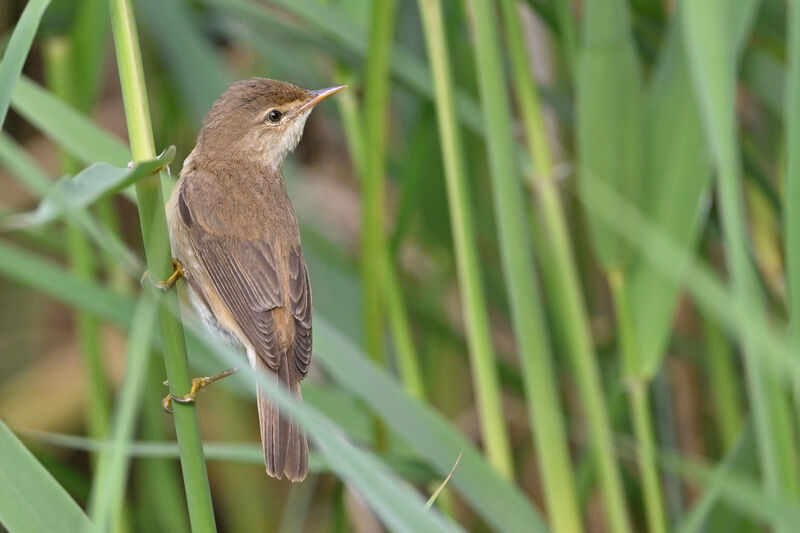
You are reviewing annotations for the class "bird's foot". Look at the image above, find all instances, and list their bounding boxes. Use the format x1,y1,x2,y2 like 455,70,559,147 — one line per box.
162,368,237,414
141,258,184,291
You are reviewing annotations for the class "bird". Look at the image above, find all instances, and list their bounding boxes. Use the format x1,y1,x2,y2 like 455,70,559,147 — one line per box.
160,78,345,481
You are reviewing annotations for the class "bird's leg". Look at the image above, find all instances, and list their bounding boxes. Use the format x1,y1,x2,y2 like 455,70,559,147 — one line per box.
162,368,238,413
141,258,184,291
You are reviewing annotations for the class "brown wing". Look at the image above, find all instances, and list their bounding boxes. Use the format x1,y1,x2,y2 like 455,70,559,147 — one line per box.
288,247,312,379
179,181,311,378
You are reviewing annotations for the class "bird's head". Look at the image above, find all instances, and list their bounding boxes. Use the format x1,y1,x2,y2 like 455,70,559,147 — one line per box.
196,78,345,168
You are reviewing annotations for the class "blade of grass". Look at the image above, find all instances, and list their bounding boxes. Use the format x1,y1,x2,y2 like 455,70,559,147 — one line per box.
576,0,642,273
552,0,577,78
474,1,588,531
0,421,92,533
497,0,623,530
20,430,434,481
359,0,397,448
0,241,549,533
681,1,800,525
577,172,800,402
69,0,109,112
87,295,157,531
674,424,751,533
2,148,174,230
786,0,800,410
703,314,744,450
664,449,800,529
0,132,142,274
0,0,50,128
609,271,666,533
43,37,111,482
107,0,216,529
11,76,129,165
414,0,513,478
631,0,760,378
334,65,427,403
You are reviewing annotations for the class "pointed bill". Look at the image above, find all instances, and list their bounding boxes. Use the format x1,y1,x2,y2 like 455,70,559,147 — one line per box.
299,85,347,111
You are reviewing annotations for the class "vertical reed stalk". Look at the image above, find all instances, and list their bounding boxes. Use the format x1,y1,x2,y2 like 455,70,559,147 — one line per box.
785,0,800,419
496,3,632,530
43,37,110,450
360,0,398,450
415,0,513,477
682,4,800,530
703,315,743,450
609,269,666,533
107,0,216,529
337,67,427,403
361,0,397,363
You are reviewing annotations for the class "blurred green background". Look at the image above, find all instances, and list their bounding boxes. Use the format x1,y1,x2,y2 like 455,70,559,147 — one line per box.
1,0,799,532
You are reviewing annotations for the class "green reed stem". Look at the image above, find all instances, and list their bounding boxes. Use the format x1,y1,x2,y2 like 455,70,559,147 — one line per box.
360,0,397,450
43,37,110,456
703,315,743,450
498,0,634,529
609,269,666,533
107,0,216,530
682,4,799,529
360,0,397,364
336,65,427,403
553,0,578,78
415,0,513,478
786,0,800,425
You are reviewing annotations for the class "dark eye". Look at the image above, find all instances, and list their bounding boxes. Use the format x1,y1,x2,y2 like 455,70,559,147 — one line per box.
265,109,283,123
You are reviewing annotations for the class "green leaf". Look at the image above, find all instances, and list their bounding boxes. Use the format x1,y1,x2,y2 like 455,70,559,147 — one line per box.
681,0,798,518
312,318,548,533
19,430,436,482
631,0,761,378
0,420,92,533
664,446,800,529
0,242,545,533
87,295,158,531
11,75,130,166
675,424,752,533
2,147,174,230
576,0,643,270
0,0,51,128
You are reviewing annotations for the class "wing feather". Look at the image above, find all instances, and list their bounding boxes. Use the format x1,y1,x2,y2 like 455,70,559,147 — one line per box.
179,180,311,377
288,247,312,379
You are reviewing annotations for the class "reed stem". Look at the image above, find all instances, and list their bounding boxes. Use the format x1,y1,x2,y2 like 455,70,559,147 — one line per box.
107,0,216,529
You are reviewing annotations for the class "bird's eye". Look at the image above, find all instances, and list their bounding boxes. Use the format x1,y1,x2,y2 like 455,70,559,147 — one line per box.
265,109,283,123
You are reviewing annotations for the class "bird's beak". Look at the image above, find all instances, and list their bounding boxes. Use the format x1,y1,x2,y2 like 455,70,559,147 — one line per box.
299,85,347,112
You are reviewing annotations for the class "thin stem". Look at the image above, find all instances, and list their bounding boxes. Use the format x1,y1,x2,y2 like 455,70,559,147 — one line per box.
610,270,666,533
336,65,427,404
786,0,800,429
415,0,513,477
703,315,743,450
360,0,398,451
43,36,110,458
498,0,632,529
107,0,216,530
383,251,426,400
360,0,397,363
553,0,578,79
682,3,799,528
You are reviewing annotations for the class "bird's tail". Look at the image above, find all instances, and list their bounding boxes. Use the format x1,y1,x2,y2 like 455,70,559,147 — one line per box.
256,353,308,482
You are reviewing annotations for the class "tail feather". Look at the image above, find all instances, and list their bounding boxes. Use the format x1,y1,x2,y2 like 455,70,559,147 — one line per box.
256,353,308,482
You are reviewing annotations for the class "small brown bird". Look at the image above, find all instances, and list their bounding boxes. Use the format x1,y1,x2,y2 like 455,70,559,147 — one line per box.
162,78,345,481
